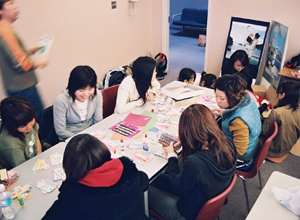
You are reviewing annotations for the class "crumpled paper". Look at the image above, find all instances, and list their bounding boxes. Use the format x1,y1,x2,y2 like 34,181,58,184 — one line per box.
273,186,300,216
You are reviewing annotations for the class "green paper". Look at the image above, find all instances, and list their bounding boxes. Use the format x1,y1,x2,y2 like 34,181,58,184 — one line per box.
141,111,158,132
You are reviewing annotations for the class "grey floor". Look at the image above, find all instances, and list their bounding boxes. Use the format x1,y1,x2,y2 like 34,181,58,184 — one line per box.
156,30,300,220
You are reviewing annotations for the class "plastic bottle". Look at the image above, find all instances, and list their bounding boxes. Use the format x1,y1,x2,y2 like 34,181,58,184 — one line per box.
120,139,125,157
142,134,150,153
0,184,17,219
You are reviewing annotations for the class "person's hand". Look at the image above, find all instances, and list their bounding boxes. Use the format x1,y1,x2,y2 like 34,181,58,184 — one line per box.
162,141,176,154
247,25,250,28
146,92,154,101
33,59,49,69
174,140,181,149
211,108,222,117
28,46,42,55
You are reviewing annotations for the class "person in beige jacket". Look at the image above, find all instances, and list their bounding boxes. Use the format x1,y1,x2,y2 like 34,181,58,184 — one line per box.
116,56,160,114
260,81,300,163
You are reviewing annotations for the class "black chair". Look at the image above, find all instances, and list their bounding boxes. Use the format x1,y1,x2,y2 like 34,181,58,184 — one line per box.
38,106,59,151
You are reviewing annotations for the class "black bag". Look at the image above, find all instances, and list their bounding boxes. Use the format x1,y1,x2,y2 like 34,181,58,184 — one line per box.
102,66,127,89
38,106,59,151
154,53,167,80
286,53,300,69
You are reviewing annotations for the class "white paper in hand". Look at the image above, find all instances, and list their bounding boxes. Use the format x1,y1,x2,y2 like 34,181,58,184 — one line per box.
34,34,54,60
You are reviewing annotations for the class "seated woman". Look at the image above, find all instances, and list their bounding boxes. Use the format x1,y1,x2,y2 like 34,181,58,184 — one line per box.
115,56,160,114
149,104,236,220
199,71,216,88
260,82,300,163
0,96,42,169
42,134,149,220
177,67,196,84
54,65,103,141
221,50,253,91
212,75,261,171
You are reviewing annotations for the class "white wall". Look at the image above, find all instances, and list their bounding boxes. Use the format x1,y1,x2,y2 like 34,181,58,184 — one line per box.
205,0,300,80
0,0,163,107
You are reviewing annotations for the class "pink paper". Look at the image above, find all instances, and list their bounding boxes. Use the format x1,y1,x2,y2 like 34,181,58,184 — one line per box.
123,112,152,127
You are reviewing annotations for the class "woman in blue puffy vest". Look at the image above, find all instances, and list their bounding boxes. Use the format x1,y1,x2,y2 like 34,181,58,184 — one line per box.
212,75,261,171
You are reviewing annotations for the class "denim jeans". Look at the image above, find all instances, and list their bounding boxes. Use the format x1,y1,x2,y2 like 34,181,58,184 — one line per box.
6,84,44,119
148,174,186,220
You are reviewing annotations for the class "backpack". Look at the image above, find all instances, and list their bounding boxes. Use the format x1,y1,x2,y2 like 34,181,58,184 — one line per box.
154,53,167,80
286,53,300,69
102,66,129,89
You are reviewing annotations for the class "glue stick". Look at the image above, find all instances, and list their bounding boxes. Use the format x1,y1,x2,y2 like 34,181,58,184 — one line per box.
17,193,24,208
120,139,125,157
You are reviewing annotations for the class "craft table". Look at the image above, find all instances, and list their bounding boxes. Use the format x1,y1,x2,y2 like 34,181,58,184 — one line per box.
12,142,66,220
246,171,300,220
11,86,215,219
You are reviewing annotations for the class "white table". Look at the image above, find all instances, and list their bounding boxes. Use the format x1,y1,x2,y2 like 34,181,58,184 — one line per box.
11,87,215,219
246,171,300,220
13,142,66,220
68,102,178,182
11,103,175,219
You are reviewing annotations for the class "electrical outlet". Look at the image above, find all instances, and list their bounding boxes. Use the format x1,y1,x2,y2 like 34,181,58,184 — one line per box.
111,1,117,9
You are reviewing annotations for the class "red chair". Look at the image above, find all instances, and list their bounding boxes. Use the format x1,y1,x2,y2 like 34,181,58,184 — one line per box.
235,122,278,213
150,174,237,220
101,84,119,119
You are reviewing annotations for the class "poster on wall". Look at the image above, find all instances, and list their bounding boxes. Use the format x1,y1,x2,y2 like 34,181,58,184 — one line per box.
222,17,270,79
262,21,289,89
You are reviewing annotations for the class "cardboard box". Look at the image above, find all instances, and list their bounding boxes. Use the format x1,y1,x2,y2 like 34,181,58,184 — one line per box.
251,85,266,97
265,85,277,108
166,96,198,108
156,90,198,108
161,81,205,100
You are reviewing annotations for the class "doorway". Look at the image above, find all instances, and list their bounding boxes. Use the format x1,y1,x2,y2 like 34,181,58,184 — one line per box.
160,0,208,86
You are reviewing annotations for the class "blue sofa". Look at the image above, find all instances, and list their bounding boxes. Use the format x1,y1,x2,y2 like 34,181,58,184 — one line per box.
171,8,208,35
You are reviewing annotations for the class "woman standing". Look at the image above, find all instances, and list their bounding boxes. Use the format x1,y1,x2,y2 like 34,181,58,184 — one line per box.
149,104,236,220
0,96,42,169
54,65,103,141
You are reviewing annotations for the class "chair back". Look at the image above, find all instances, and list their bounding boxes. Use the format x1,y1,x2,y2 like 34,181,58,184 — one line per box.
101,84,119,119
236,122,278,178
195,174,237,220
38,105,59,150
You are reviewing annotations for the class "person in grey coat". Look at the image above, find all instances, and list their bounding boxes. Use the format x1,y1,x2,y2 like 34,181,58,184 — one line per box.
54,66,103,141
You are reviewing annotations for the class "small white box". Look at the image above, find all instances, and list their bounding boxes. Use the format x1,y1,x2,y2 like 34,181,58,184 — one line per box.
160,81,205,100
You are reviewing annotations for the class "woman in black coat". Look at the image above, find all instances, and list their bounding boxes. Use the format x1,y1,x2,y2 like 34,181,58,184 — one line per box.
42,134,149,220
221,50,253,92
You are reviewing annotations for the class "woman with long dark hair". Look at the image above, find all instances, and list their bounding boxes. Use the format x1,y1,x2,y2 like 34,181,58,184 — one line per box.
221,50,253,91
116,56,160,113
43,134,149,220
260,81,300,163
0,96,42,169
53,65,103,141
149,104,236,220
